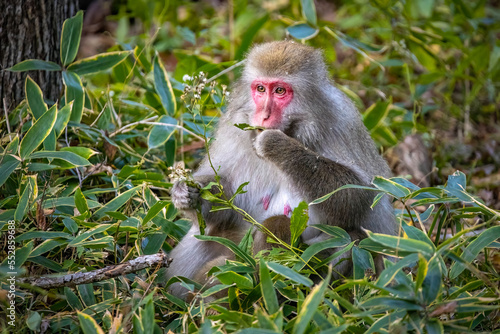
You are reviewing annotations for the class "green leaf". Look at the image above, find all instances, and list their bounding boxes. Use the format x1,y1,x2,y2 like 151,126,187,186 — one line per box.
65,287,84,310
143,233,167,254
293,237,350,271
68,224,113,247
292,272,330,334
60,147,98,160
25,76,48,119
26,311,41,331
310,224,351,243
28,151,91,166
195,234,256,268
153,54,177,115
449,226,500,278
42,197,100,210
93,186,141,219
372,176,411,198
14,179,35,221
301,0,317,26
422,255,442,304
366,231,435,257
402,222,435,250
260,259,279,314
7,59,62,72
16,231,72,242
286,23,319,40
425,319,443,334
216,271,253,290
63,71,85,123
290,201,309,246
147,115,177,149
143,200,169,225
310,184,378,205
19,105,57,159
67,51,131,75
235,15,269,60
60,11,83,66
267,262,313,287
415,254,427,292
0,157,21,188
352,247,375,279
376,253,419,287
29,238,68,257
360,296,424,311
54,102,73,138
363,99,392,131
77,311,105,334
74,187,89,214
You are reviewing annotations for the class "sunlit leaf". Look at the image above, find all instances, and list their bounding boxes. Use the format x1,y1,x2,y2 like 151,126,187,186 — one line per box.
61,11,83,66
63,71,85,123
19,105,57,159
67,51,131,75
153,54,176,115
8,59,61,72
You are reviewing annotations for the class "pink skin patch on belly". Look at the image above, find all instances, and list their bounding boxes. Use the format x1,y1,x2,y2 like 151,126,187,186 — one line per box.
262,195,271,211
284,203,292,216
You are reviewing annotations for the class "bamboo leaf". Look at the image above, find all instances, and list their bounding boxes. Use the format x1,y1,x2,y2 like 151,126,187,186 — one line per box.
260,259,279,314
153,54,177,115
67,51,131,75
61,11,83,66
267,262,313,287
8,59,61,72
28,151,91,166
93,186,141,219
147,115,177,148
19,105,57,159
449,226,500,278
25,76,48,119
54,102,73,138
290,201,309,246
301,0,317,26
77,312,105,334
292,272,330,334
63,71,85,123
74,187,89,214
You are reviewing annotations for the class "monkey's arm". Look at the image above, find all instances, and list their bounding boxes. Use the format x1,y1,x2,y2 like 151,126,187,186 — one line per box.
171,176,243,227
254,130,374,231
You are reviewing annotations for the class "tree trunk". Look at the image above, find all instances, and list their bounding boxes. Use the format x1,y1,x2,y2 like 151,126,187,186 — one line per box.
0,0,79,114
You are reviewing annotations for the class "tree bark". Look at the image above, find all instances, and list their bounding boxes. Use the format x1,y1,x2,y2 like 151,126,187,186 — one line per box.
0,0,79,114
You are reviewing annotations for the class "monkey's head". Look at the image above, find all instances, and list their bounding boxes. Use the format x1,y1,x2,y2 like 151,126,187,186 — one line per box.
242,41,330,139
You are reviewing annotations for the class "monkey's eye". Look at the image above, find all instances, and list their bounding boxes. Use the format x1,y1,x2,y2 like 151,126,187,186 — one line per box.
256,85,266,92
275,87,286,95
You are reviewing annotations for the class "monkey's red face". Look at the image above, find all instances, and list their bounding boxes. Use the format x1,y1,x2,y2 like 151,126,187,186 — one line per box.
251,79,294,128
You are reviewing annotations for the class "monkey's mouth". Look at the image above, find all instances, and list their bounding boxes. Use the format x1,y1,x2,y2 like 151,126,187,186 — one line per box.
256,128,264,133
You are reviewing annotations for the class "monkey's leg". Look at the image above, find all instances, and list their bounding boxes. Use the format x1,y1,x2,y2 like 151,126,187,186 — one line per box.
166,224,234,299
253,215,292,254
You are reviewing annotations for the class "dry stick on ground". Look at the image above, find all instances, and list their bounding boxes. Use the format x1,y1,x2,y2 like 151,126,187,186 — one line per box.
18,253,172,289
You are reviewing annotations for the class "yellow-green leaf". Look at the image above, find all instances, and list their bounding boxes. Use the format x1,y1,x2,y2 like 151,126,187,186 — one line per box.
153,54,177,116
20,105,57,159
67,51,131,76
25,76,47,120
63,71,85,123
60,11,83,66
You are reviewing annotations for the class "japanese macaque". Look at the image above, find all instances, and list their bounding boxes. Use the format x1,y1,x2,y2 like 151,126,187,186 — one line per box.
168,41,397,299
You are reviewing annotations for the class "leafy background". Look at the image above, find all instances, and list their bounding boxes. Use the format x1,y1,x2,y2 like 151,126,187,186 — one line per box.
0,0,499,333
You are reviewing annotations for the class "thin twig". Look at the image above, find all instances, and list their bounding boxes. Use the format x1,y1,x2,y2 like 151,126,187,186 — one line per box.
112,120,206,142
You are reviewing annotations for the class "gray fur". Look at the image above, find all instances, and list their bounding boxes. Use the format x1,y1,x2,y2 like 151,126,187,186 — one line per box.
168,41,397,298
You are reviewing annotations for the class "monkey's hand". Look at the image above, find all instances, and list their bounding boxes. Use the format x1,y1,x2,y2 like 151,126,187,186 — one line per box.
253,129,294,159
171,180,200,210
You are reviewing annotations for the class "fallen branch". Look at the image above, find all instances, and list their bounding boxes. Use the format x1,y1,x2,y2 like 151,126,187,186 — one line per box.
18,252,172,289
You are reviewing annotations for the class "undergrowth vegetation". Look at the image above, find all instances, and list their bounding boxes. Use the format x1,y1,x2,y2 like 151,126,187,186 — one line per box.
1,0,499,333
